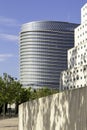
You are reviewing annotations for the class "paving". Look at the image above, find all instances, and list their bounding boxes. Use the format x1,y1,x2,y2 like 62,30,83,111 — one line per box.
0,117,18,130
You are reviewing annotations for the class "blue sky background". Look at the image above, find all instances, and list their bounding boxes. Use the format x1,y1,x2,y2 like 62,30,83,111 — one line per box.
0,0,87,79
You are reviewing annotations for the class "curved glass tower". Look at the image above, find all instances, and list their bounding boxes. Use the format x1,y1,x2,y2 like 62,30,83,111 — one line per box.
20,21,78,89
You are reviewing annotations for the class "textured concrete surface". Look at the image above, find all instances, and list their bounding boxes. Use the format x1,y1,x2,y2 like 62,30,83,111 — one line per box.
0,117,18,130
19,87,87,130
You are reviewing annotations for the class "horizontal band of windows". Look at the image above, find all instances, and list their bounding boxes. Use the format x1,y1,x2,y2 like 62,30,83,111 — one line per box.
20,40,73,46
20,73,60,80
21,81,59,85
20,43,72,46
20,34,73,38
20,63,66,68
20,78,60,83
20,68,62,75
20,57,66,61
20,65,66,73
20,66,65,70
20,48,72,53
20,62,66,67
20,29,74,35
20,36,73,41
20,71,62,76
20,64,66,68
20,80,59,84
20,73,64,78
20,55,66,60
20,48,70,54
20,44,73,50
20,70,64,75
20,60,67,64
20,50,67,57
20,43,73,49
20,47,73,52
21,76,58,82
20,62,67,66
20,42,72,46
20,42,73,46
20,70,65,74
20,82,59,87
20,52,67,57
21,83,59,88
20,54,67,58
20,56,67,60
20,60,67,65
20,65,63,69
20,51,67,55
20,50,68,55
20,32,74,37
20,71,64,76
20,61,67,65
20,48,68,53
20,30,73,36
20,35,73,42
20,38,73,44
20,52,67,56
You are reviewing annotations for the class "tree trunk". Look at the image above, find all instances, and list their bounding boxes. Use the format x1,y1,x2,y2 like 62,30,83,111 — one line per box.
15,102,18,115
3,103,6,118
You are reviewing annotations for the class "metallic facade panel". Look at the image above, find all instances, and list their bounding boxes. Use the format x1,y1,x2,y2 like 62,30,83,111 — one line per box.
19,21,78,89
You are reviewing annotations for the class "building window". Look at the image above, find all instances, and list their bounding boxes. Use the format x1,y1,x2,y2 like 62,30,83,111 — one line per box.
77,75,79,80
84,76,86,79
81,77,82,79
81,61,83,64
77,70,78,72
80,69,82,72
84,60,86,63
75,56,77,59
73,78,75,81
73,71,75,73
84,67,86,71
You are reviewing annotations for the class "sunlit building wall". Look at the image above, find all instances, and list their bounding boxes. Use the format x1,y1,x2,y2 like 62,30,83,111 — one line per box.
60,3,87,90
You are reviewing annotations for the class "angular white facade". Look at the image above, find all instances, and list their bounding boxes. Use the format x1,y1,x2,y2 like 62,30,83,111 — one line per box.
60,3,87,90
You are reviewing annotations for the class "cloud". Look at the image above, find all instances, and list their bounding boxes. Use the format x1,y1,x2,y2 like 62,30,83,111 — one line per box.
0,16,20,27
0,54,13,62
0,16,19,42
0,33,18,42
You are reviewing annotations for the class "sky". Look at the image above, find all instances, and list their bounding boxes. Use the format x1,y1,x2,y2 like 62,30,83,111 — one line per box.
0,0,87,79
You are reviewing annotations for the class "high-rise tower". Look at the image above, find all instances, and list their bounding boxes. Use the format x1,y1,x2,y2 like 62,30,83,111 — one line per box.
19,21,78,89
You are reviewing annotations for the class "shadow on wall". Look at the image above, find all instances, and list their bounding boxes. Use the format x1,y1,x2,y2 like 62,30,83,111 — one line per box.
19,86,87,130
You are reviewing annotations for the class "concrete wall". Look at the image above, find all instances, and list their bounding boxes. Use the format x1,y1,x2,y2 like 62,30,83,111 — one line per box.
19,87,87,130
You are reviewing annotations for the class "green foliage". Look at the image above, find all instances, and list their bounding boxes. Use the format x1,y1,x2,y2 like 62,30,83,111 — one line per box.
19,87,31,103
0,73,59,106
29,87,59,100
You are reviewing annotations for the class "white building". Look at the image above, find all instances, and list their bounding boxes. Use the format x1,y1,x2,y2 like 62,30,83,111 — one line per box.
60,3,87,90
